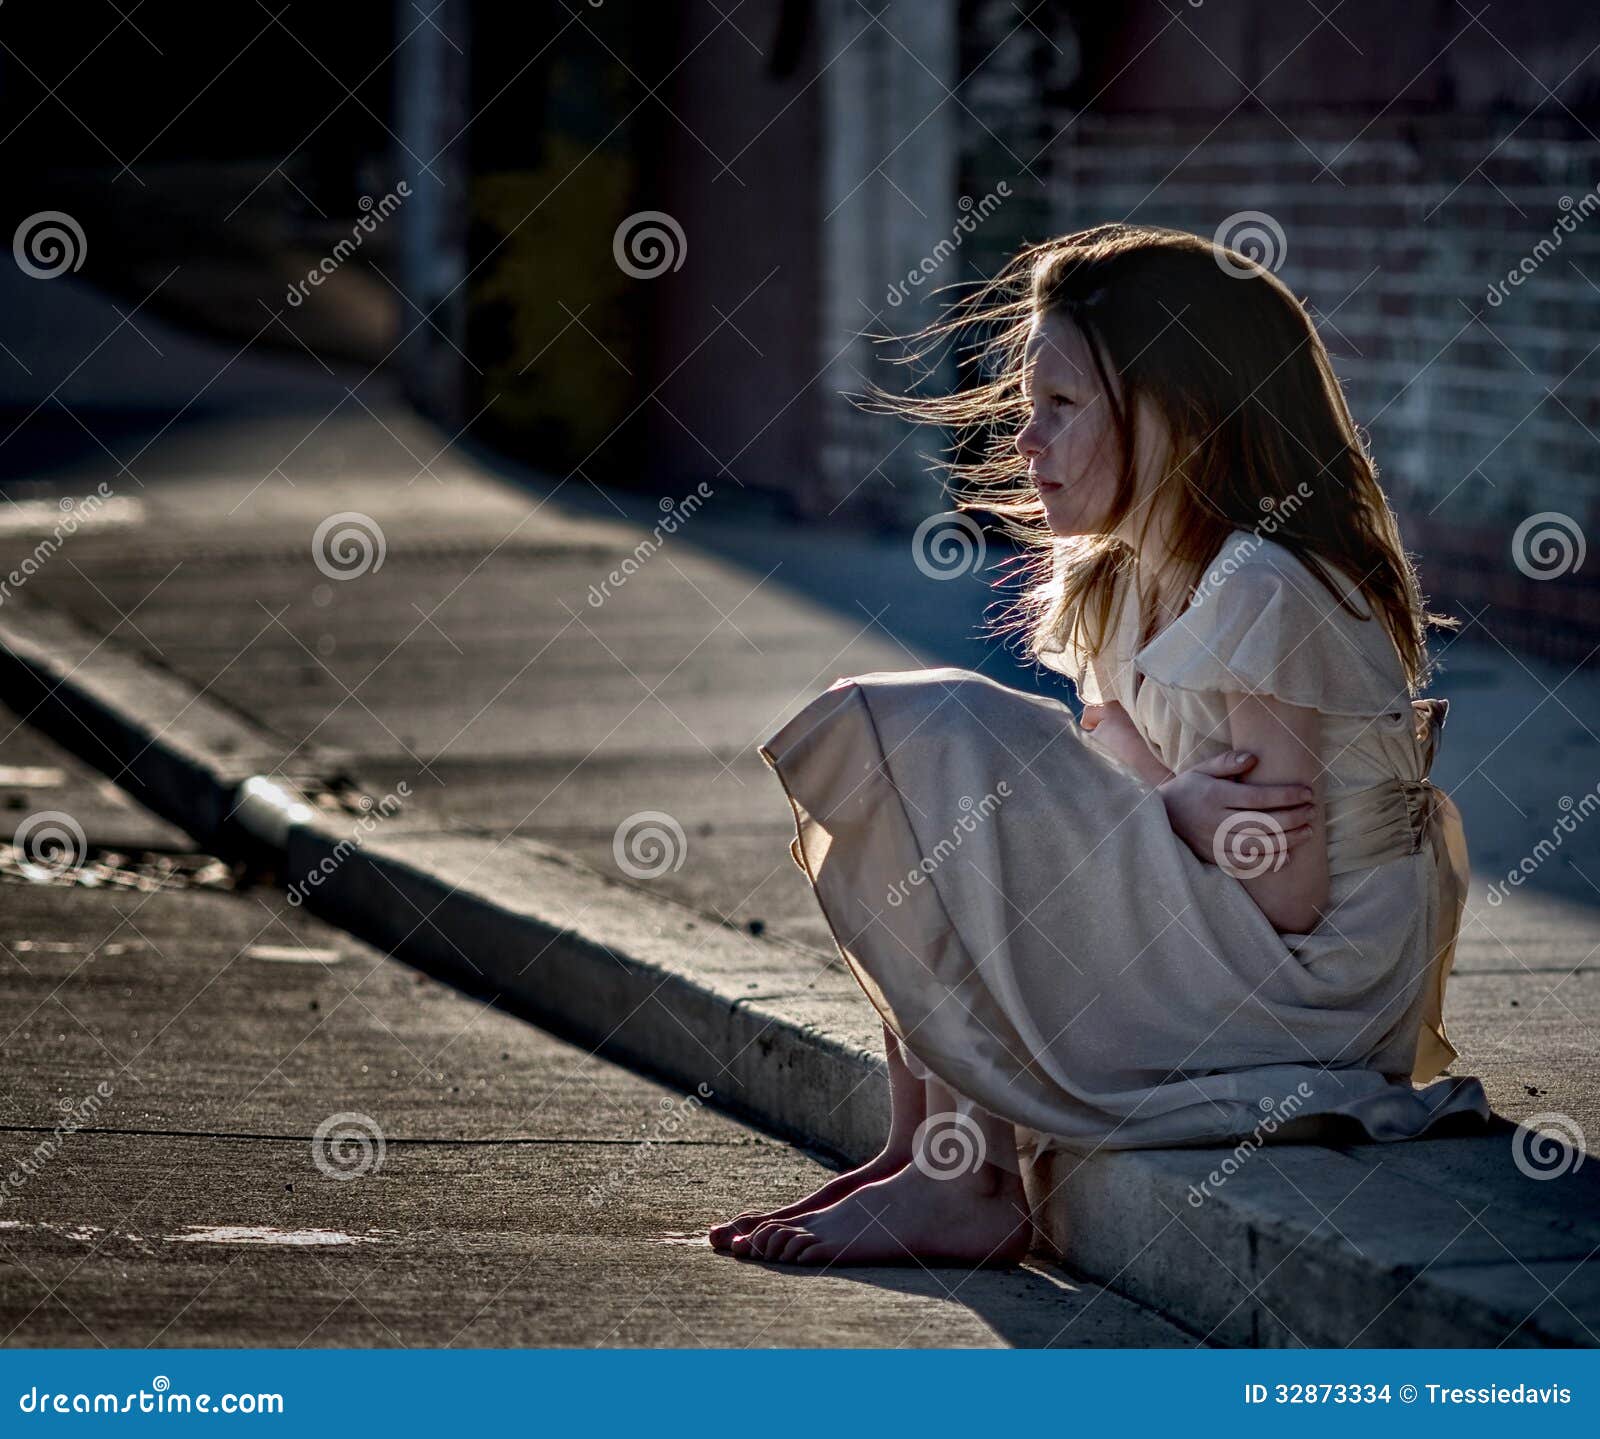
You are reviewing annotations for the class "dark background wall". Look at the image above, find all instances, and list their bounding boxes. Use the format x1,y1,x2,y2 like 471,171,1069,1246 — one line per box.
1,0,1595,659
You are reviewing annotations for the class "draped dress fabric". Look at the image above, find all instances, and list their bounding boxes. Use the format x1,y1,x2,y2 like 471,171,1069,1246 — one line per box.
758,532,1490,1163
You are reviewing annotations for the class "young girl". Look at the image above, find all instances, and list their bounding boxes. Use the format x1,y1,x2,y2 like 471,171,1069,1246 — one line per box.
709,223,1489,1268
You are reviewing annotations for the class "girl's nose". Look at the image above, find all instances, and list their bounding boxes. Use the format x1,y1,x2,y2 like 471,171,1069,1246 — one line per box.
1015,422,1042,459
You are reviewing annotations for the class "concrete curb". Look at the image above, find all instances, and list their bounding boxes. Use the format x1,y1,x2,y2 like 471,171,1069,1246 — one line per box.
2,594,1595,1348
0,593,352,852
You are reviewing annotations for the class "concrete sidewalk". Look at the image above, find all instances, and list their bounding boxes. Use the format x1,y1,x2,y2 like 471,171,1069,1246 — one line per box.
0,721,1189,1347
1,276,1597,1345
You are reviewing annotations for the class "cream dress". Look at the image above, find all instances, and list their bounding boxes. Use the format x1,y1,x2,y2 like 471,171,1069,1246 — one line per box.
760,532,1490,1162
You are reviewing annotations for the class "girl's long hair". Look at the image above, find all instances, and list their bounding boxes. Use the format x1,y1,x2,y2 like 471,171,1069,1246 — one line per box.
867,222,1455,692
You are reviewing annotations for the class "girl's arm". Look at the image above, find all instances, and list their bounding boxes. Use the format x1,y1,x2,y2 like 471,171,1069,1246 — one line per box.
1220,691,1328,933
1083,701,1322,930
1080,700,1173,786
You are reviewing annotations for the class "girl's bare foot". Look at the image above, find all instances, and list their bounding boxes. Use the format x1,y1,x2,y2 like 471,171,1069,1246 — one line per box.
728,1156,1034,1267
711,1020,931,1252
708,1147,909,1251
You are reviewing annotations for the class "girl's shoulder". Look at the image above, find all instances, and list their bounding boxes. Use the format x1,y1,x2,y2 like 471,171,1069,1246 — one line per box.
1195,530,1366,615
1135,530,1409,717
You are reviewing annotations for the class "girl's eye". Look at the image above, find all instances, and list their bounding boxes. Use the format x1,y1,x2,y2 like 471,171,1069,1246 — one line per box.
1050,393,1074,407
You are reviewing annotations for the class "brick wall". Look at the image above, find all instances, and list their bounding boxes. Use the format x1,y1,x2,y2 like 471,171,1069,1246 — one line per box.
951,0,1600,666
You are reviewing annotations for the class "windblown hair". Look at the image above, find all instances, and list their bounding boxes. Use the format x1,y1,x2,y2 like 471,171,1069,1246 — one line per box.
869,222,1454,693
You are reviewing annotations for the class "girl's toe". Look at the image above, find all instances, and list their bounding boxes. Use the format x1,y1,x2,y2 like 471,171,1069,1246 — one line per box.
748,1221,789,1258
774,1228,814,1264
710,1213,762,1244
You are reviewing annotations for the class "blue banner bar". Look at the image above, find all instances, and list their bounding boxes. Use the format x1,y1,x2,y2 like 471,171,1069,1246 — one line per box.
0,1350,1591,1435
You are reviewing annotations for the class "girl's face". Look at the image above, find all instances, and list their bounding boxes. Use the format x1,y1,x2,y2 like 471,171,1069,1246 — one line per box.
1015,309,1168,541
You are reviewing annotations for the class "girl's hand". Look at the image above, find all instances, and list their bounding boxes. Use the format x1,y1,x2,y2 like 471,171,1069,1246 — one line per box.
1158,751,1318,869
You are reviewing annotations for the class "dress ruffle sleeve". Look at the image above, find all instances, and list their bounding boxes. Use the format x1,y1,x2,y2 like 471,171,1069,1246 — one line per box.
1134,544,1410,720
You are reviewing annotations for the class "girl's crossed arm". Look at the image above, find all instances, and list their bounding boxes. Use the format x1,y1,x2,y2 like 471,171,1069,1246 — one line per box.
1080,698,1325,933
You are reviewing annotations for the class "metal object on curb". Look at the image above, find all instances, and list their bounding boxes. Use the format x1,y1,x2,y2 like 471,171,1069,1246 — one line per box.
233,775,318,851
